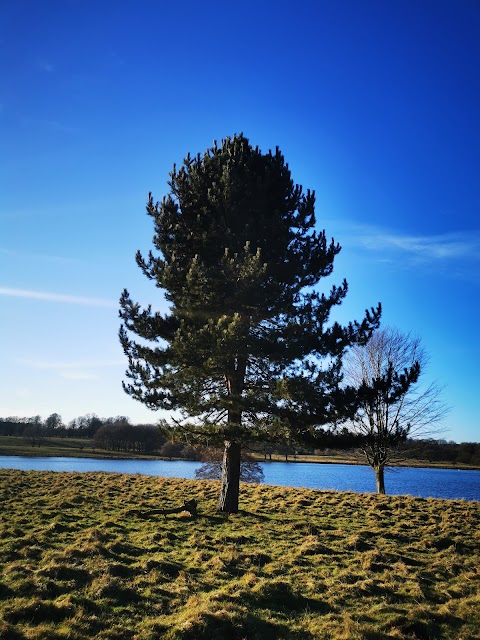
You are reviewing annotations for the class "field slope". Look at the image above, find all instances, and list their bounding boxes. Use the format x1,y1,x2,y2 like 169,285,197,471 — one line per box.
0,470,479,639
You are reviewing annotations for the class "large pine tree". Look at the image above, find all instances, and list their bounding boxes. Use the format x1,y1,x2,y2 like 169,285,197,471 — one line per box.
120,134,380,512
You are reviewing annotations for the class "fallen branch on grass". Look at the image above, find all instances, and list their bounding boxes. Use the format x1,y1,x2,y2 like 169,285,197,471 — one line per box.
143,499,198,519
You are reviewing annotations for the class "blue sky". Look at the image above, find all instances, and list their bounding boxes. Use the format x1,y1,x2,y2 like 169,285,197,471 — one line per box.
1,0,478,442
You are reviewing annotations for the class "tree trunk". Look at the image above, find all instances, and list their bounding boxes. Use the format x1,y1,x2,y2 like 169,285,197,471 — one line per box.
218,440,241,513
375,466,386,494
219,361,246,514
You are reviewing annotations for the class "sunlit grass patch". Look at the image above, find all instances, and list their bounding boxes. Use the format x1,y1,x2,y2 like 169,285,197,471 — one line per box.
0,469,478,639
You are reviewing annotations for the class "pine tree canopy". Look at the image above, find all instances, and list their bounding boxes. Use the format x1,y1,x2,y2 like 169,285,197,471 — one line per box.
119,134,381,446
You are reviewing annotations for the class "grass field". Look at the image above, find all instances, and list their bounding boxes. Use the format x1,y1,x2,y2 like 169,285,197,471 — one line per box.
0,470,479,639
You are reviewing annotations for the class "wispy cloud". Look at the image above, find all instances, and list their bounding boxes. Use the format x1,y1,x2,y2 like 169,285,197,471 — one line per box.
356,229,479,263
331,221,480,265
0,287,117,308
322,220,480,284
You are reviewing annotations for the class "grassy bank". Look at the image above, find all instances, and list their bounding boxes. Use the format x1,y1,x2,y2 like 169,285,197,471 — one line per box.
1,470,479,639
2,436,479,470
0,437,154,460
252,452,480,470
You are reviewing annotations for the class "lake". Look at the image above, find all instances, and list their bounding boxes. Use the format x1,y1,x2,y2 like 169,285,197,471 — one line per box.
1,456,479,500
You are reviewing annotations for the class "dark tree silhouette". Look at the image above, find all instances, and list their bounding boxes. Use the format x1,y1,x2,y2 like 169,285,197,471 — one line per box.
119,134,380,512
45,413,64,433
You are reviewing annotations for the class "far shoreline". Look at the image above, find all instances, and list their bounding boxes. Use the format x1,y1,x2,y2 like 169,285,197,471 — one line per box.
0,447,479,471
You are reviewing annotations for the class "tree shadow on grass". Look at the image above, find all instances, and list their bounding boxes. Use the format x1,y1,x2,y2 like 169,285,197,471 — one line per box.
192,509,273,524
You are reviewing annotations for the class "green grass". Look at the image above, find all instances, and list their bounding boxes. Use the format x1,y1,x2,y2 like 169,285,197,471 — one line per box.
0,437,156,459
1,470,479,639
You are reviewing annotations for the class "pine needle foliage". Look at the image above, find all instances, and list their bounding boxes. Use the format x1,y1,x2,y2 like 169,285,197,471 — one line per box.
119,134,381,511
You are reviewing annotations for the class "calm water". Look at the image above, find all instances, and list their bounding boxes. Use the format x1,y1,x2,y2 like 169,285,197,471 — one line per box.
0,456,480,500
1,456,479,501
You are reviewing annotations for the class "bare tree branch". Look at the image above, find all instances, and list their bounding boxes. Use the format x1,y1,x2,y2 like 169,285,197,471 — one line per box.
343,326,449,494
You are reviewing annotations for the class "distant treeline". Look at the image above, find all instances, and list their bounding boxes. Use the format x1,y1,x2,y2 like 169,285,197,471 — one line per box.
0,415,198,458
0,414,109,439
309,439,480,467
397,438,480,466
0,415,479,465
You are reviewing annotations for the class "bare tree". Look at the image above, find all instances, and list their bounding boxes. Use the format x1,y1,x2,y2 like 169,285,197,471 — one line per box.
344,327,448,494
